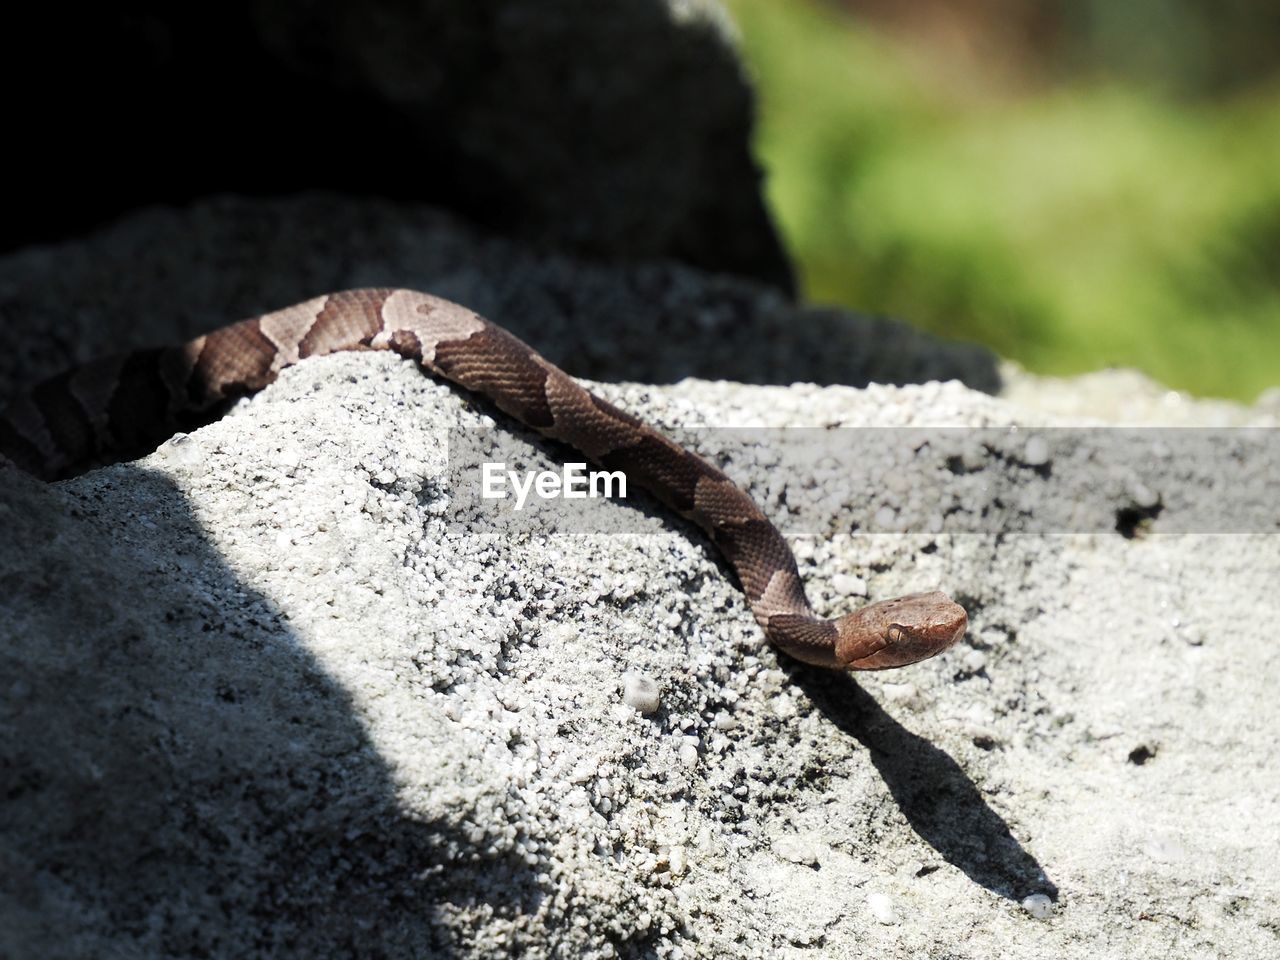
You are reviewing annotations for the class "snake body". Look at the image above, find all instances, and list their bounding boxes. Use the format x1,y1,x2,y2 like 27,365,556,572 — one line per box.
0,289,965,670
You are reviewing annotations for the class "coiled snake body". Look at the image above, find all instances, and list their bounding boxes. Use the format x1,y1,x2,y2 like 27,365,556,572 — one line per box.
0,289,966,670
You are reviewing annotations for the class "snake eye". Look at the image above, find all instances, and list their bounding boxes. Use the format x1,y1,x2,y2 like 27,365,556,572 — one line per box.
886,624,904,645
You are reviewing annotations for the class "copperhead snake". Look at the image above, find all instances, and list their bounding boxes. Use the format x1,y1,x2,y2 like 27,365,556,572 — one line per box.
0,289,966,670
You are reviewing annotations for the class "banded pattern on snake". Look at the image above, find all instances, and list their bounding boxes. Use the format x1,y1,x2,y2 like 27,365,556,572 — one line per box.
0,289,966,669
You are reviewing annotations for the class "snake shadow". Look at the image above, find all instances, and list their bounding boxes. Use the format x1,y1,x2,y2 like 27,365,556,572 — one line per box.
788,664,1057,903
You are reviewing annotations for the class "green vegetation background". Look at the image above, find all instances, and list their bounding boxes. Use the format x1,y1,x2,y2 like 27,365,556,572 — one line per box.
725,0,1280,400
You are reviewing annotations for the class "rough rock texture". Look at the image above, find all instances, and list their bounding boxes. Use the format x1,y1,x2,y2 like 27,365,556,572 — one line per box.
3,205,1279,958
0,195,996,401
5,0,791,290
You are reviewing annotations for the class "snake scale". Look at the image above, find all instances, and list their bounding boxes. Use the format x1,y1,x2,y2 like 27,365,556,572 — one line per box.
0,288,966,669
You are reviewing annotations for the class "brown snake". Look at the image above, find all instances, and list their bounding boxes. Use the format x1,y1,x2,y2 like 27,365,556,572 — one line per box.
0,289,966,669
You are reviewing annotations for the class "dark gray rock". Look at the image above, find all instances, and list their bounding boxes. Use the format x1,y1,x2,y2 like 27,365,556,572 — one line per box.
0,195,998,403
5,1,792,290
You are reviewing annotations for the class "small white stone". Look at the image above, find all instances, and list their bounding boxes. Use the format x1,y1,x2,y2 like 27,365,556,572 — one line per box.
1022,436,1051,467
668,845,687,875
1128,480,1160,510
831,573,868,597
772,835,821,866
712,711,738,731
678,742,699,767
274,444,303,473
772,696,797,720
157,432,205,470
1021,893,1053,919
962,649,987,673
622,672,661,714
611,703,636,724
880,682,918,706
867,892,896,925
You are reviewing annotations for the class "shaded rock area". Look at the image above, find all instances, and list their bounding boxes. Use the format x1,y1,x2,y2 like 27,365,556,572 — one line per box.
4,0,791,291
0,195,997,401
2,200,1278,957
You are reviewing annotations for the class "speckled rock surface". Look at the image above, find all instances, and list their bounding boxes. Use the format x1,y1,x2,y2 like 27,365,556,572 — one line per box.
2,205,1279,958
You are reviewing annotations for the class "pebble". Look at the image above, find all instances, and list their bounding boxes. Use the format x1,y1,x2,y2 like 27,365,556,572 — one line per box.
867,892,896,925
668,845,687,875
879,682,919,708
157,432,205,470
712,711,738,731
1022,436,1051,467
831,573,868,597
622,672,661,714
1127,480,1160,510
771,696,797,720
1021,893,1054,919
772,835,821,866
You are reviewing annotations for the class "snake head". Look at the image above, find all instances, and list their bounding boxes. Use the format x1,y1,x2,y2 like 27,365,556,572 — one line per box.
833,591,967,670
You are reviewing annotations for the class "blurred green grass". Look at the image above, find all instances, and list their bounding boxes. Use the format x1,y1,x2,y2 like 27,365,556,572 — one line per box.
725,0,1280,400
